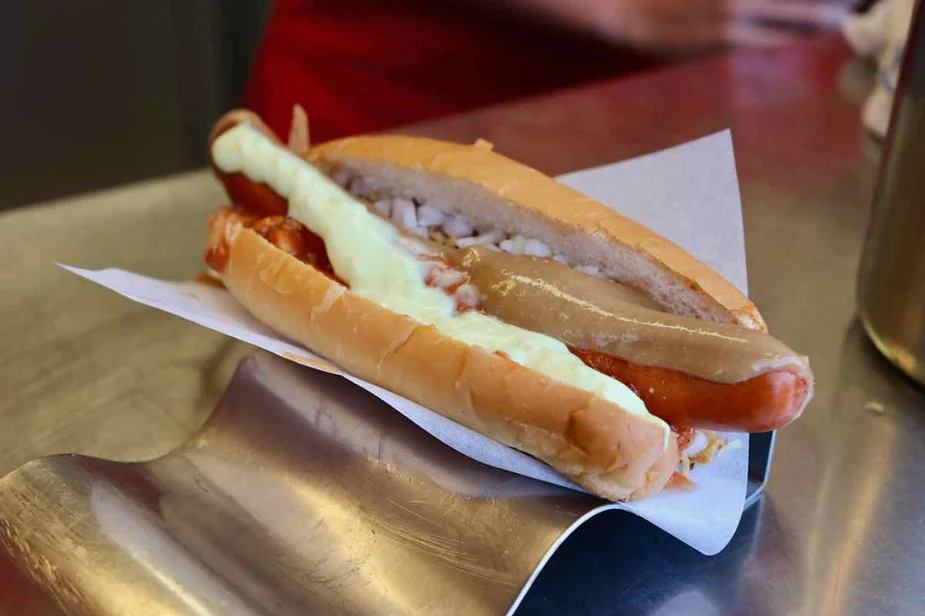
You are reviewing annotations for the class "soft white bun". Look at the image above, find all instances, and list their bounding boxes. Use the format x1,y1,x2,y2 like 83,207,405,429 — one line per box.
308,135,765,332
220,228,679,501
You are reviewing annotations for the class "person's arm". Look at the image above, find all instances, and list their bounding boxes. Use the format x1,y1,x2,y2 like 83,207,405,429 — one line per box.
471,0,852,51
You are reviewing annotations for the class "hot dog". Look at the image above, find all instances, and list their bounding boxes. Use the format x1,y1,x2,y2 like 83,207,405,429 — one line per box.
203,109,813,501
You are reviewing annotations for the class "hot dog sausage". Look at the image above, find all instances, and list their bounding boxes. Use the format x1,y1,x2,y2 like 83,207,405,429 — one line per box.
569,348,810,432
209,110,289,217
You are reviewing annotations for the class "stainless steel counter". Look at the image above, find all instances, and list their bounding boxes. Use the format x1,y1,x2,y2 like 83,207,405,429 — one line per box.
2,34,924,614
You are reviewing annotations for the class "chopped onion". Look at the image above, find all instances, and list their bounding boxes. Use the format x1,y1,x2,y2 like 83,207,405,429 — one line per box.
430,267,467,289
553,253,569,265
499,235,528,254
455,284,480,311
456,230,503,248
391,198,418,229
417,203,446,227
523,238,552,257
444,215,474,238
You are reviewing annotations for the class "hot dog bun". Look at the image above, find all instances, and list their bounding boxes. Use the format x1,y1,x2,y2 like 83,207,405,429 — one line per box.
220,226,679,501
206,110,803,501
307,136,766,332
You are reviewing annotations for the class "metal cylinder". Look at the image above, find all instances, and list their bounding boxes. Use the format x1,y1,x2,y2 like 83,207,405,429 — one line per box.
858,0,925,385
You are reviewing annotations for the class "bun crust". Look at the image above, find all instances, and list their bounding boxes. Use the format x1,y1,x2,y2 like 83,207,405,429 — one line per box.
222,228,679,501
309,135,765,331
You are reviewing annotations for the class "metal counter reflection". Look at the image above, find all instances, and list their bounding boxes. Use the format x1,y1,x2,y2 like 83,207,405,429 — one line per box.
796,321,923,616
0,352,661,615
6,323,915,615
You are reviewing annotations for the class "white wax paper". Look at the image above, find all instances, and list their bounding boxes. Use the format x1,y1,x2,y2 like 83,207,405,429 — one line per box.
62,130,748,555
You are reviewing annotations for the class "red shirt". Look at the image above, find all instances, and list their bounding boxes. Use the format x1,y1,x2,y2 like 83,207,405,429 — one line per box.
244,0,654,142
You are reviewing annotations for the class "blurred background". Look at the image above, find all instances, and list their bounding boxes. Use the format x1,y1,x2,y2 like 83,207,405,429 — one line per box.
1,1,270,210
2,0,855,211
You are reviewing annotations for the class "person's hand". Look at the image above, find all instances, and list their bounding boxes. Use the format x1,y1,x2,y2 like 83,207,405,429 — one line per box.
605,0,851,51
